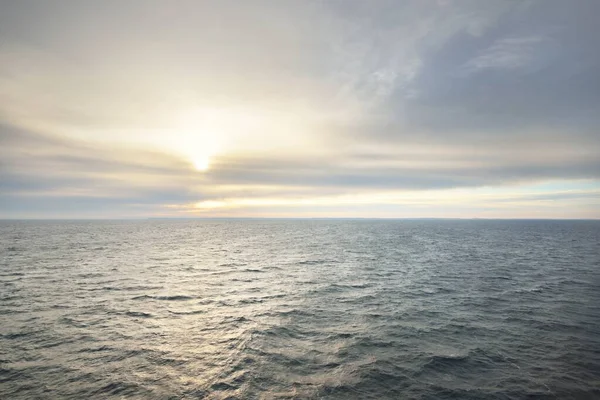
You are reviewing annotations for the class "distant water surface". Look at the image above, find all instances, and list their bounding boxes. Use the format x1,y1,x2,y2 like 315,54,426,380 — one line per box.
1,219,599,399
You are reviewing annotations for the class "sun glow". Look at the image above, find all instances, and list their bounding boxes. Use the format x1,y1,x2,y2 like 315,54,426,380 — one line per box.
192,156,211,171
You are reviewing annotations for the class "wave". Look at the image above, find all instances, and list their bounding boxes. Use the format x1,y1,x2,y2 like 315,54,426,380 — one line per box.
327,283,371,291
0,272,25,277
91,381,148,397
132,295,195,301
124,311,153,318
297,259,338,265
1,331,38,340
418,348,508,375
168,309,205,315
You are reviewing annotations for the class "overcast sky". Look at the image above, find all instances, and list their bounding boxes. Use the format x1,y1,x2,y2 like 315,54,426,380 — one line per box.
1,0,599,218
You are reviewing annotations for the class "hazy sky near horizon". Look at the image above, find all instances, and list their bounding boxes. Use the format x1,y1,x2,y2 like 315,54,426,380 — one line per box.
1,0,599,218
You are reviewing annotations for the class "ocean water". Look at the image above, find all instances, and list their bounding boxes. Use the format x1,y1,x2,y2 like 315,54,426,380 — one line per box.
1,219,599,399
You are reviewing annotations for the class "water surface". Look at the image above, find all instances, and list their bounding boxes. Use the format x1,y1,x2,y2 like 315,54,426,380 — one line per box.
1,219,599,399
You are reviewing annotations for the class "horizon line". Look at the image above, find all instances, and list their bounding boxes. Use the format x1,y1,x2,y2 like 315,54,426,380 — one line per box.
1,217,598,221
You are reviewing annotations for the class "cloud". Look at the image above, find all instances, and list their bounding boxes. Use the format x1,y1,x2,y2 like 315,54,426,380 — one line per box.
0,0,599,218
0,125,206,209
393,0,600,134
463,35,547,72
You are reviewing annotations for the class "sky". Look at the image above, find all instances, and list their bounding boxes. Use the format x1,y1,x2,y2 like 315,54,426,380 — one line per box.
1,0,599,219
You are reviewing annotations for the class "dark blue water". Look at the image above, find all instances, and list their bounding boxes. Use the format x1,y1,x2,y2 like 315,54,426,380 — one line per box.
1,220,599,399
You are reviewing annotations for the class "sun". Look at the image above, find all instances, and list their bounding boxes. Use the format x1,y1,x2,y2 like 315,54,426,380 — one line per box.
192,156,211,171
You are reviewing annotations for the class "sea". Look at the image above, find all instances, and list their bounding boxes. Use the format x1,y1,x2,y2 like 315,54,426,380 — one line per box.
1,219,599,399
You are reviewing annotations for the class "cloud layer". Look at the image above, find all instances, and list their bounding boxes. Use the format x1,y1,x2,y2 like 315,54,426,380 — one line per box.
1,0,599,218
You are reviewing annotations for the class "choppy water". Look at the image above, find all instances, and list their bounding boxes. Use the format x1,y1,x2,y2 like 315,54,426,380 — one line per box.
1,219,599,399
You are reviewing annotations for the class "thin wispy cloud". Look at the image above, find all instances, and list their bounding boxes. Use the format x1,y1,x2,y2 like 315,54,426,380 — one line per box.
463,35,548,72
